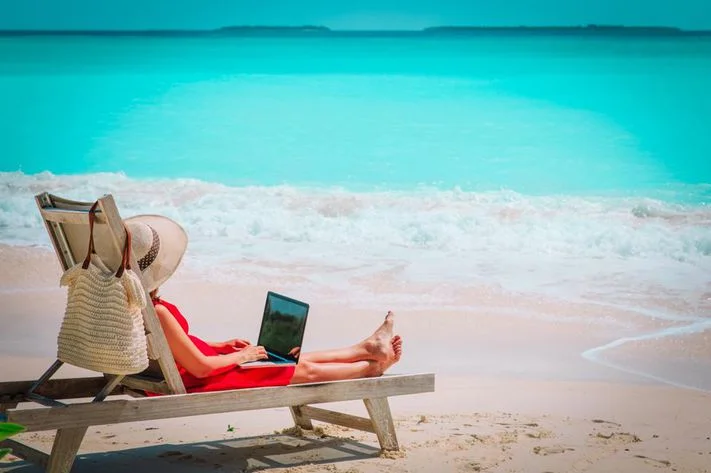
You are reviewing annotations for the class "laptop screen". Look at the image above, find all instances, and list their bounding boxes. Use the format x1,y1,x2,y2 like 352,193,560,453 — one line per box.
257,292,309,361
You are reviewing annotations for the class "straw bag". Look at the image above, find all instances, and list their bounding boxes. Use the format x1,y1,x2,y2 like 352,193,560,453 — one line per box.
57,202,149,375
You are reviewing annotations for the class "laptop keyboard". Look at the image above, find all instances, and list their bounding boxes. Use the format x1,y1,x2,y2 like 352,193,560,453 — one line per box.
267,351,292,363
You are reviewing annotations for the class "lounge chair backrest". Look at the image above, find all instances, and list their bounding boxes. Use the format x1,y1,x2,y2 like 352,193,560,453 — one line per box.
35,192,186,395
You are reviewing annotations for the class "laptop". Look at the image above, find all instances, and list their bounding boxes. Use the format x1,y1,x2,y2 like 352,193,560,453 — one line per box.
239,291,309,369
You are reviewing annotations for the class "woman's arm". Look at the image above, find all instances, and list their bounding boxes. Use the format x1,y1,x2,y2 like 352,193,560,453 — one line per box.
155,305,267,378
206,339,252,350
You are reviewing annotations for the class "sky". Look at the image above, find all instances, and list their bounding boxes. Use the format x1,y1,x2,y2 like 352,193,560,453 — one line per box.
1,0,710,30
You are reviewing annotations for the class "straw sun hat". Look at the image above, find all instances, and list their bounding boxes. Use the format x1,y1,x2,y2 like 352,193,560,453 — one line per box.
124,215,188,293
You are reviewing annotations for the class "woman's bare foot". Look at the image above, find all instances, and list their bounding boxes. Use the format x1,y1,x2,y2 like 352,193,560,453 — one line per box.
362,311,396,362
391,335,402,362
377,334,402,375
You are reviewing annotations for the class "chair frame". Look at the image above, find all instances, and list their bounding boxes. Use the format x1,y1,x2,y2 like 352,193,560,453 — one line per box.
0,192,435,473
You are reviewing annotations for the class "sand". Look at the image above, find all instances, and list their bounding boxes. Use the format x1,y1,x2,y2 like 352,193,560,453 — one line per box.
1,245,710,473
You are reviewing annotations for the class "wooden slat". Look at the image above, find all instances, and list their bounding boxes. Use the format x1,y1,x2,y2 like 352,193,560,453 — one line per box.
26,393,67,408
145,333,158,360
36,193,75,270
0,402,18,416
0,439,50,470
300,406,375,433
364,397,398,451
27,360,64,396
44,194,97,211
289,405,314,430
95,196,125,259
98,195,186,395
119,376,171,395
93,376,124,402
47,427,88,473
40,208,107,225
9,373,434,432
121,388,148,398
36,193,104,268
0,377,120,401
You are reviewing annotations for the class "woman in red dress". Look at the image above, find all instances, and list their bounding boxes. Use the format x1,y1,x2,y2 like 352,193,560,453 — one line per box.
125,215,402,393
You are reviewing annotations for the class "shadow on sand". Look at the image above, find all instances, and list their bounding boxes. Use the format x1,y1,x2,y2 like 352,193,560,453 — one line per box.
3,433,382,472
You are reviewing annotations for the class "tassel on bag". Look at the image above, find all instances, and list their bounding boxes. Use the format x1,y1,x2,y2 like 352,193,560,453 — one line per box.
57,201,149,375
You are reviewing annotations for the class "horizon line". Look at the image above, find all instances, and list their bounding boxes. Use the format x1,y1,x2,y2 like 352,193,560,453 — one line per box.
1,25,710,38
0,24,709,32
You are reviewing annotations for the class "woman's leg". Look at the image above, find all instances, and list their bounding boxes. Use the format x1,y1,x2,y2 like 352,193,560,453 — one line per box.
300,335,402,364
300,312,398,364
299,344,370,364
290,359,382,384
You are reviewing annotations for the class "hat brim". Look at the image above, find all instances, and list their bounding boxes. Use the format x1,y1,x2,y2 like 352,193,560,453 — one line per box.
124,214,188,292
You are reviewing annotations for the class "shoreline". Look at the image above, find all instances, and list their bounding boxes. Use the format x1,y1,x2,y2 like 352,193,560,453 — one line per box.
1,243,709,392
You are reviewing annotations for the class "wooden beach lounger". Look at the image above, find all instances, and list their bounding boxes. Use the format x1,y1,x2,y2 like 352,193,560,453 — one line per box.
0,192,435,473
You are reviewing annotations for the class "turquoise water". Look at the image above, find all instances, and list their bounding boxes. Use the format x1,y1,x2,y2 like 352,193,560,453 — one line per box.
1,36,711,196
1,35,710,317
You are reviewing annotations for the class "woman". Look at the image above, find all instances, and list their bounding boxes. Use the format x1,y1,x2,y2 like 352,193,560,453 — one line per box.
125,215,402,393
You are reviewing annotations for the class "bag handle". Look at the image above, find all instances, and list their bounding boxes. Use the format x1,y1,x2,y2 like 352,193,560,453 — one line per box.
82,201,133,278
82,201,100,270
115,225,132,278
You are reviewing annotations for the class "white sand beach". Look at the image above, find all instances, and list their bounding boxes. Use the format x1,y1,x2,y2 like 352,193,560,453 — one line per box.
1,244,710,473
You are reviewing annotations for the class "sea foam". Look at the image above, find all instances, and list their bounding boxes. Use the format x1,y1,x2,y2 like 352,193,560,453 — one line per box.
2,171,709,315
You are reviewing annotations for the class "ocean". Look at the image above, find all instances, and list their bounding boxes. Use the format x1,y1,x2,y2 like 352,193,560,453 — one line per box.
1,35,710,372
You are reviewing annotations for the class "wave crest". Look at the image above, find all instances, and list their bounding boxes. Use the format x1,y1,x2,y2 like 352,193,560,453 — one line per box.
2,171,710,307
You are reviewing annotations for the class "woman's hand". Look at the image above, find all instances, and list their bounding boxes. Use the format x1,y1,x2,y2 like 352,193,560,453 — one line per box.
237,345,269,364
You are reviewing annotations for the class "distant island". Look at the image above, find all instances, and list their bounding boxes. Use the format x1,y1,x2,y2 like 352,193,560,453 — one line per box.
423,25,710,36
217,25,330,32
1,24,710,37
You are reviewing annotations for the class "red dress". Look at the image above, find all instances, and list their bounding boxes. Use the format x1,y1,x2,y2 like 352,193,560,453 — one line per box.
152,298,295,393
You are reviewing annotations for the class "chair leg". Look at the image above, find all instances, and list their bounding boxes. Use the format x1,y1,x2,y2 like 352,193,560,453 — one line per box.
46,427,88,473
27,359,64,395
93,375,124,402
289,405,314,430
364,397,399,451
0,402,18,414
0,402,18,422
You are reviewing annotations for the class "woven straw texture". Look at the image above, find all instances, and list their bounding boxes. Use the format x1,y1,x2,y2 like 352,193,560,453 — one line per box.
58,254,149,375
